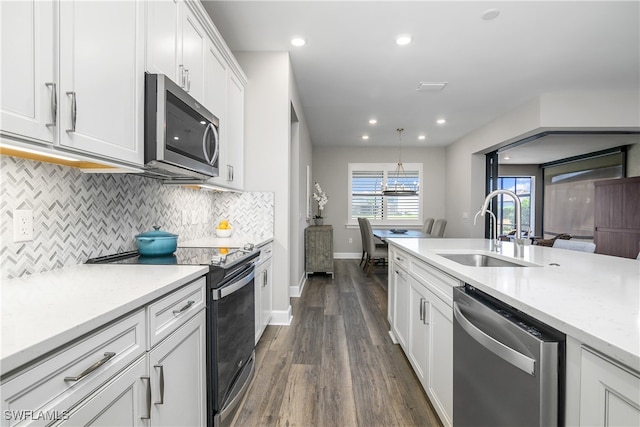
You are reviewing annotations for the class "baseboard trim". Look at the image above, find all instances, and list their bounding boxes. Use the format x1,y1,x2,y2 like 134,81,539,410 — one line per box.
289,273,306,298
334,252,361,259
269,305,292,326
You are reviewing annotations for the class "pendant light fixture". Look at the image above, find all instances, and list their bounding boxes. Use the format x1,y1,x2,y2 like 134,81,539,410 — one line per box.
382,128,418,197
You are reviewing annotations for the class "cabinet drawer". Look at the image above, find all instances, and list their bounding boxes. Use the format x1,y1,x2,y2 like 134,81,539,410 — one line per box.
1,310,145,427
147,277,206,348
259,242,273,263
410,260,460,306
391,249,410,270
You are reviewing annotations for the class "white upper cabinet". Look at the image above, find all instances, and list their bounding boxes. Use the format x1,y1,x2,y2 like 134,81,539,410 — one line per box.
223,72,245,190
203,39,228,119
0,0,56,144
57,0,144,165
145,0,180,82
179,4,206,102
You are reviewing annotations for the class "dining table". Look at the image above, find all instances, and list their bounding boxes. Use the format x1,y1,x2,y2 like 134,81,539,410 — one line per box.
372,229,433,241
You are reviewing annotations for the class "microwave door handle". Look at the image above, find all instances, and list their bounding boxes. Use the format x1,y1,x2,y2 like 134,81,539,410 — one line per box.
202,123,212,164
210,124,220,166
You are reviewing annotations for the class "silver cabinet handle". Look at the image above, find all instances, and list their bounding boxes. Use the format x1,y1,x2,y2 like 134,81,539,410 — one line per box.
262,270,268,287
179,65,185,88
172,300,195,315
453,302,536,375
396,256,403,262
186,69,191,91
423,300,429,325
419,298,424,321
64,351,115,382
202,123,212,164
45,82,57,127
141,376,151,420
154,364,165,404
394,270,403,276
65,91,76,132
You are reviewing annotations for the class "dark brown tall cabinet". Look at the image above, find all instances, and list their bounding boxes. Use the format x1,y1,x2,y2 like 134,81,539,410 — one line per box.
594,176,640,259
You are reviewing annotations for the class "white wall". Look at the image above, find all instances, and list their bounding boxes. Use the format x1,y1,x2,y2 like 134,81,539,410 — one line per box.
236,52,292,322
313,145,446,256
445,91,640,237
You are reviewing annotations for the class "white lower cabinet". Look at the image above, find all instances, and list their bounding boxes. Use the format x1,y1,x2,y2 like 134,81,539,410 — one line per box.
1,277,207,427
54,356,148,426
255,242,273,343
388,246,455,427
579,347,640,426
148,310,206,427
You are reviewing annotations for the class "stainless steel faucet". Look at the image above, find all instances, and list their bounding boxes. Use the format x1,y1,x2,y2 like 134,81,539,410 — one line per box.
480,189,524,257
474,209,500,251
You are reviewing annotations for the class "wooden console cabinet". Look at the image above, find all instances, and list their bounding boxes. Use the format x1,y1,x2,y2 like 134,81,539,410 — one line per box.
305,225,334,277
594,176,640,259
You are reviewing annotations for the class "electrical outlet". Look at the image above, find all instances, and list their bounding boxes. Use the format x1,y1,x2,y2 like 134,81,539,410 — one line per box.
182,210,189,225
13,209,33,242
348,237,353,244
191,210,199,225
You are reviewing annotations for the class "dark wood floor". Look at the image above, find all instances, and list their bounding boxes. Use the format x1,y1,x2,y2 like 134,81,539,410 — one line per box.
231,260,442,427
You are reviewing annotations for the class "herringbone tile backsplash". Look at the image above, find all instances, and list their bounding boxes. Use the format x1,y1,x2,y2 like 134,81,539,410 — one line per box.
1,155,273,279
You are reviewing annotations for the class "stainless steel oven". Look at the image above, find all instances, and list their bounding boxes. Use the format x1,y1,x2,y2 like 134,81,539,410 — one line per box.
144,73,220,179
210,260,257,426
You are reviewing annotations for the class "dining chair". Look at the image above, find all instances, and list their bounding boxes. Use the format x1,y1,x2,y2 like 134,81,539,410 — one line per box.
357,217,367,267
552,239,596,253
360,217,388,274
422,217,435,234
431,219,447,238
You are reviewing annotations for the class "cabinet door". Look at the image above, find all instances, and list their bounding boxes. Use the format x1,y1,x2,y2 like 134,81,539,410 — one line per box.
179,5,206,102
261,259,273,332
58,0,144,165
148,310,206,427
0,0,56,143
392,266,410,350
426,289,453,427
55,356,148,427
224,73,245,190
408,278,429,387
580,348,640,426
146,0,180,82
254,262,265,344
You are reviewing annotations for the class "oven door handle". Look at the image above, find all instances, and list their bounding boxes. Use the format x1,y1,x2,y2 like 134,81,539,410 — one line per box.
214,269,255,300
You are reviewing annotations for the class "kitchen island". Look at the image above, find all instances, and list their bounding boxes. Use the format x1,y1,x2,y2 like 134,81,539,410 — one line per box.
386,238,640,427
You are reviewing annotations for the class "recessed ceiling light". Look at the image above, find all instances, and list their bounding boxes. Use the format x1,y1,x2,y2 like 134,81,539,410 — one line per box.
436,118,446,125
395,34,412,46
362,135,369,140
503,155,511,160
291,37,306,47
482,8,500,20
416,82,448,92
418,135,426,140
369,119,377,125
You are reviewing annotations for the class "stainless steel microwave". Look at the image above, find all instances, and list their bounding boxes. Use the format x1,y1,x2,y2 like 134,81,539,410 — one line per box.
144,73,219,179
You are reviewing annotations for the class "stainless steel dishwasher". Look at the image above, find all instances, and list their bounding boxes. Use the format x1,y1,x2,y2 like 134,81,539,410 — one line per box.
453,284,565,427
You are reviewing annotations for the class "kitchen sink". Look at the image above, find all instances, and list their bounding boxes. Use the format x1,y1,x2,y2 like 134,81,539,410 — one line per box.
437,253,529,267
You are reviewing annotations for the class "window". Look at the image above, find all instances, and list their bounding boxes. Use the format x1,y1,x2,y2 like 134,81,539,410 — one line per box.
349,163,423,225
496,176,534,235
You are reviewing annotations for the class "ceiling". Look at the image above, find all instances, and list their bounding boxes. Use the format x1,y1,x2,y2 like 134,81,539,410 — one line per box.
202,1,640,154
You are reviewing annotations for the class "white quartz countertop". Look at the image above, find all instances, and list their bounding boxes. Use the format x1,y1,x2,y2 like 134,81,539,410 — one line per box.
387,238,640,371
179,235,273,249
1,263,208,375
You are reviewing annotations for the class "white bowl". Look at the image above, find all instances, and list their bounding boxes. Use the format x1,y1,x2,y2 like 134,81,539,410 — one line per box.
215,228,232,238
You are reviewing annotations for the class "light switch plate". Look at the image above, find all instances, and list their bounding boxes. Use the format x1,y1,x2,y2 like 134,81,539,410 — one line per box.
13,209,33,242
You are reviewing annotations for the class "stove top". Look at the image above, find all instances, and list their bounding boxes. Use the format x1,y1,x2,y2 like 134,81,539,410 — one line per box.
86,244,257,269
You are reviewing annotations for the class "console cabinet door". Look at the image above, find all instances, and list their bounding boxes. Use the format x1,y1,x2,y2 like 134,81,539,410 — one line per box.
0,0,56,144
408,278,429,387
392,266,410,350
179,4,206,102
426,288,453,427
58,0,144,164
223,73,245,190
148,310,206,427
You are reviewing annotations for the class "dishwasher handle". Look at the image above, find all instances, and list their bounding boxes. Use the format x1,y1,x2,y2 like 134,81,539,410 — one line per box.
453,301,536,375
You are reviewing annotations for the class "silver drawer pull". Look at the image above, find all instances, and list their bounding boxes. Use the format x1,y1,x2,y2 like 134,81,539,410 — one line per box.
172,300,195,315
64,351,116,382
45,82,57,127
154,364,165,404
141,376,151,420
